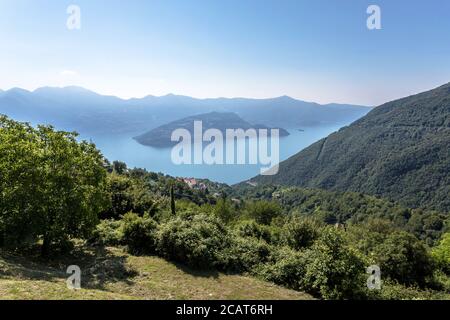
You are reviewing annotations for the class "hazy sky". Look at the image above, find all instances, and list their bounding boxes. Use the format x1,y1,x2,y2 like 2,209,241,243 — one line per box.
1,0,450,105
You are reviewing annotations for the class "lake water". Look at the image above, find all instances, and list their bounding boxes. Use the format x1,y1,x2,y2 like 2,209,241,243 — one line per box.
86,124,343,185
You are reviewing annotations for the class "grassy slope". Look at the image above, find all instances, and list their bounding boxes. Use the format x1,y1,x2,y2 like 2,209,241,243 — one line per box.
0,246,313,300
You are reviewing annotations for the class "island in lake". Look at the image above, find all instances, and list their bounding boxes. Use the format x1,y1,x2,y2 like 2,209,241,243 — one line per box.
134,112,290,148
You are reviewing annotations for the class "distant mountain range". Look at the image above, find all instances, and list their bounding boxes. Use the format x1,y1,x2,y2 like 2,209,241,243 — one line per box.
0,86,371,138
134,112,290,148
250,82,450,212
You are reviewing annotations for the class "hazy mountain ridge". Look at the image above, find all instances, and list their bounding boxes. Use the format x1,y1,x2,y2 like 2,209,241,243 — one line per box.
0,86,371,137
251,82,450,212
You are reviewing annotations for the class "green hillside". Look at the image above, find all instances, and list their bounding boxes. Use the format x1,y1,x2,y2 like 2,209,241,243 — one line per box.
251,83,450,212
232,184,449,246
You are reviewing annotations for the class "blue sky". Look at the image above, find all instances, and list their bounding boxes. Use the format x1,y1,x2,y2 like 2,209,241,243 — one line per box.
1,0,449,105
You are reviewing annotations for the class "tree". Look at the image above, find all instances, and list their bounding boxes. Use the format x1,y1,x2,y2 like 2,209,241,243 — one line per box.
122,212,158,254
282,217,320,250
101,174,157,219
244,200,281,225
102,174,133,219
432,233,450,274
0,116,108,255
373,231,435,286
214,197,235,224
170,184,176,215
112,161,127,175
302,227,366,299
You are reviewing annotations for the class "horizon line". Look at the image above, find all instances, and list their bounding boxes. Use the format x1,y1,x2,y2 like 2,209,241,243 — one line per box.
0,85,374,108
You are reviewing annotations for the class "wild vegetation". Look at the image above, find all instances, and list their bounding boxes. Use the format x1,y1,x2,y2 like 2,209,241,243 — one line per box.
233,184,449,246
1,115,450,300
0,115,106,256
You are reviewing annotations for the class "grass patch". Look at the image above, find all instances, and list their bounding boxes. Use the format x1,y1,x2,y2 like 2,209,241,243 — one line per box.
0,245,313,300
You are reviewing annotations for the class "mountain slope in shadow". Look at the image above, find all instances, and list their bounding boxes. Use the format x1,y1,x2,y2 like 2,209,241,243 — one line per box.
251,82,450,212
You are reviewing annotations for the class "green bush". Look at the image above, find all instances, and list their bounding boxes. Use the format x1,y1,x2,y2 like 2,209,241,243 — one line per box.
301,227,367,299
122,212,158,255
90,219,123,246
214,198,236,224
432,233,450,274
282,217,320,250
157,214,229,269
236,220,274,243
367,280,449,300
256,246,307,290
257,228,367,299
102,174,157,220
244,200,282,225
345,221,394,256
373,231,435,287
218,235,272,273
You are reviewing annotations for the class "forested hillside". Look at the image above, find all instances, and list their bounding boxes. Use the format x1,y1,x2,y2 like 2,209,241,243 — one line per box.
251,83,450,212
233,184,449,246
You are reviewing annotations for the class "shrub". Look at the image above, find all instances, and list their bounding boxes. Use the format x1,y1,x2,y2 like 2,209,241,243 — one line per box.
174,200,203,218
301,227,367,299
345,221,393,256
367,280,449,300
282,217,320,250
244,201,282,225
432,233,450,274
218,235,272,273
122,212,158,255
90,219,123,246
256,246,307,290
102,175,157,220
373,231,435,287
101,174,133,219
257,229,367,300
236,220,274,243
157,214,229,269
214,198,237,224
